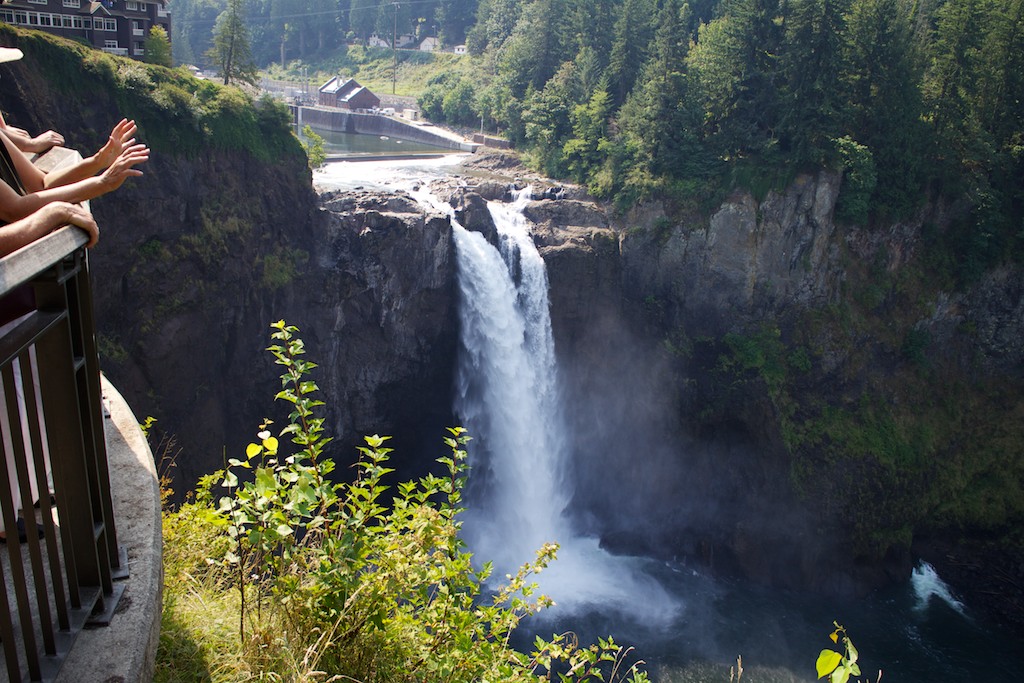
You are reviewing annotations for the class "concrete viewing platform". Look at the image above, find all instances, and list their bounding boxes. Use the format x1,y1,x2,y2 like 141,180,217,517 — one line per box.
0,376,160,682
0,375,162,683
53,376,162,683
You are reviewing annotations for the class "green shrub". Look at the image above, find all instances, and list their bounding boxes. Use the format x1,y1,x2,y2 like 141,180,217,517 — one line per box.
833,136,877,226
159,321,649,683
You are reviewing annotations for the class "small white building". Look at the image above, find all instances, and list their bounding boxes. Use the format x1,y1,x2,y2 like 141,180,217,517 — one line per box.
453,44,467,54
419,36,439,52
369,32,416,48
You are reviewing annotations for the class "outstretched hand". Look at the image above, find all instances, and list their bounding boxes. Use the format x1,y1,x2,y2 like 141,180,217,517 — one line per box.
94,118,139,168
98,142,150,193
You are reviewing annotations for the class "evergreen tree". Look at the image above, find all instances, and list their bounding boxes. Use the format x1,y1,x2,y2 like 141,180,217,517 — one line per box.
618,0,707,191
925,0,988,172
169,0,221,67
984,0,1024,147
778,0,849,164
720,0,784,156
521,61,579,176
466,0,522,54
606,0,656,107
349,0,379,42
144,24,174,67
563,88,612,185
841,0,926,217
565,0,617,73
208,0,258,86
498,0,572,94
688,0,785,160
437,0,478,45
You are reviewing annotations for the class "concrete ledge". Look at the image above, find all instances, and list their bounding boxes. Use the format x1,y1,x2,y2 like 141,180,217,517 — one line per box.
54,376,162,683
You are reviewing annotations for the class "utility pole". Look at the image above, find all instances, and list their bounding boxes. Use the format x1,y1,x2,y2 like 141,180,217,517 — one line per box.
392,1,399,95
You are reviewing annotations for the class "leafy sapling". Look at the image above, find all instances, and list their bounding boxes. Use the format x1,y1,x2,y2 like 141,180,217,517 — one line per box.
816,622,881,683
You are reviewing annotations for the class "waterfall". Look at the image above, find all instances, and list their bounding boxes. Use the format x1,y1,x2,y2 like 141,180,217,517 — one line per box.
451,189,570,574
450,187,678,624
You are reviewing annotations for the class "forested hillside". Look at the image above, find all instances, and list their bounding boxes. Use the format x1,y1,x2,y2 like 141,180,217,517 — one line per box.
168,0,477,67
169,0,1021,289
432,0,1022,286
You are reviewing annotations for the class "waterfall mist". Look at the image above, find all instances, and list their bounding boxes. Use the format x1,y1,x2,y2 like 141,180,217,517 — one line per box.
452,189,679,626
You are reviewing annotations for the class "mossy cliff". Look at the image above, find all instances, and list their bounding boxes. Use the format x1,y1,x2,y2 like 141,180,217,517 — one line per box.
0,26,458,491
512,160,1024,630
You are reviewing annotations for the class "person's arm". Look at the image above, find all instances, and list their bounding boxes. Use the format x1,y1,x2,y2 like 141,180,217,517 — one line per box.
0,202,98,256
0,143,149,223
0,113,65,155
42,118,139,189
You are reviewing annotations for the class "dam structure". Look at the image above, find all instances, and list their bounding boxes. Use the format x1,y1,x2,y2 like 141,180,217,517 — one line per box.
290,105,479,158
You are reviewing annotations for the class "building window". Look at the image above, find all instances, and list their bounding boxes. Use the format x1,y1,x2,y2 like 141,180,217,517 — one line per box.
63,0,81,6
13,10,29,24
131,19,143,34
28,0,47,5
126,1,139,9
95,17,116,30
104,39,119,49
134,41,145,54
0,9,14,22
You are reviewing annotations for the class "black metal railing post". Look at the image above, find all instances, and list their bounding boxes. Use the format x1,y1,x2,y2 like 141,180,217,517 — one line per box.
1,226,125,682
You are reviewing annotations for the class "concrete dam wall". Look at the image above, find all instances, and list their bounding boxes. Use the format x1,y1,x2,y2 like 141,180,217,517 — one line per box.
292,106,478,152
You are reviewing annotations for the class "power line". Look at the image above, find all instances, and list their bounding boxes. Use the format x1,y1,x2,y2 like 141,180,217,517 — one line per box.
171,0,441,28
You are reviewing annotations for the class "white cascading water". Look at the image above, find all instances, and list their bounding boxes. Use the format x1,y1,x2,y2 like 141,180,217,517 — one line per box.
911,561,967,614
449,189,570,573
447,187,678,624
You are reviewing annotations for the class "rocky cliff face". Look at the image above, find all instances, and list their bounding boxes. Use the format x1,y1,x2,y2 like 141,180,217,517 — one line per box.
93,176,460,493
496,158,1024,626
2,40,460,491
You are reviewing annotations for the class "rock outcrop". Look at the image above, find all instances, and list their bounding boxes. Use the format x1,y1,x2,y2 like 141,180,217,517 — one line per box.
478,161,1024,622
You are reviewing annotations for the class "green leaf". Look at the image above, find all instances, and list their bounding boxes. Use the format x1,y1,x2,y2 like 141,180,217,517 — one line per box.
245,442,262,459
816,650,842,679
830,666,851,683
263,436,279,453
846,638,858,665
255,468,277,496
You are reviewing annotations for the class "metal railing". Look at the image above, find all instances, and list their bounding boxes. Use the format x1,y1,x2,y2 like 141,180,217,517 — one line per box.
0,221,126,680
